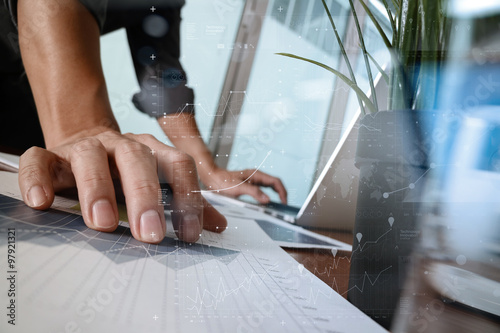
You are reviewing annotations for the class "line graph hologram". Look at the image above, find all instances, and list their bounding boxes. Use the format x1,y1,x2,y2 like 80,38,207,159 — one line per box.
0,195,240,270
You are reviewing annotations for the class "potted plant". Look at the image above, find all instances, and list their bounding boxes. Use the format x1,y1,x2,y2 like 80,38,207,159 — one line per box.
278,0,451,328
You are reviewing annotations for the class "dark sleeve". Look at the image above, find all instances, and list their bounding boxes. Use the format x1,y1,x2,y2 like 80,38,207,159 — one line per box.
3,0,107,31
3,0,16,27
126,6,195,118
78,0,108,31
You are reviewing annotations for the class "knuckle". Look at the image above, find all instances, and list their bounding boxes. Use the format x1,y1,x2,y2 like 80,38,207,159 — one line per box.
18,164,42,183
71,138,104,156
21,146,45,159
134,133,157,143
79,174,111,187
19,146,46,168
169,150,195,167
115,140,150,157
97,130,122,141
128,180,159,196
122,132,136,140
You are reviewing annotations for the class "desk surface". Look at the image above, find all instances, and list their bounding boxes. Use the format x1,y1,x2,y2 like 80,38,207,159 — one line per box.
285,229,353,299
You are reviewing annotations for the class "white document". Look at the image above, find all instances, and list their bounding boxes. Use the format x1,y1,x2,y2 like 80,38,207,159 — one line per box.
0,152,19,173
203,192,352,253
0,172,386,333
204,192,352,252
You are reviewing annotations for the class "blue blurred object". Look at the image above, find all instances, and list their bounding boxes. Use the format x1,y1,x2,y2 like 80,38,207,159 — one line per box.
391,1,500,332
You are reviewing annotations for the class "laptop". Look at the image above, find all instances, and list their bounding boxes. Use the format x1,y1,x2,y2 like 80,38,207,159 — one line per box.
246,68,390,231
224,110,361,231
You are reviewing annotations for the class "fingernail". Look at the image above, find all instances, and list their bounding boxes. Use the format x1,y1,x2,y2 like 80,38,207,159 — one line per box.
92,200,116,229
27,185,47,207
180,214,201,242
140,210,164,242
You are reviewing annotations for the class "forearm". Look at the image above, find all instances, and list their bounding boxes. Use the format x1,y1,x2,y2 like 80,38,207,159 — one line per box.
158,113,287,203
158,113,218,179
15,0,228,244
18,0,118,148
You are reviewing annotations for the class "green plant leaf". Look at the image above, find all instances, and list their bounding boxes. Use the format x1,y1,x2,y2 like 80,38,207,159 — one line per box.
321,0,365,114
391,0,400,14
349,0,378,111
365,50,390,84
276,53,377,114
358,0,392,50
395,0,403,49
381,0,397,44
321,0,355,81
356,0,410,110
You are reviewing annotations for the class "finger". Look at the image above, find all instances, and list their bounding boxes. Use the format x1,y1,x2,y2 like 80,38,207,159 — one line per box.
157,148,203,243
112,136,166,244
201,197,227,233
69,138,119,232
129,134,203,243
245,170,288,204
18,147,56,210
235,182,270,204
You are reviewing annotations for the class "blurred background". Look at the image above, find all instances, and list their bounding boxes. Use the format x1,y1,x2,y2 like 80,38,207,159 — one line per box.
100,0,390,206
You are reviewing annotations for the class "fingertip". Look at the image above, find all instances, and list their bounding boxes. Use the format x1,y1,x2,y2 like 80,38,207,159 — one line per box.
274,180,288,204
202,201,228,233
138,209,166,244
214,214,228,233
281,193,288,205
26,185,51,209
257,193,270,204
212,209,228,233
90,199,118,231
179,213,202,243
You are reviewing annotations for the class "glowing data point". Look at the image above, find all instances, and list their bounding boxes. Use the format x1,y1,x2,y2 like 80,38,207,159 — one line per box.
356,233,363,243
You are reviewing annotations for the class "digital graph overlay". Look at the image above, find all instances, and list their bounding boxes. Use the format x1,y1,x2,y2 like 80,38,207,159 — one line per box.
0,194,239,270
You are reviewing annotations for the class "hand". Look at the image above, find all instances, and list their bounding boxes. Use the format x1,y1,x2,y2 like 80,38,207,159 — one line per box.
157,114,288,205
200,167,288,204
17,129,227,244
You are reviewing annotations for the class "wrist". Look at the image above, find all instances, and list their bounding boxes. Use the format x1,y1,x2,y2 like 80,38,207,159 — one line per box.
39,87,119,148
44,122,120,149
